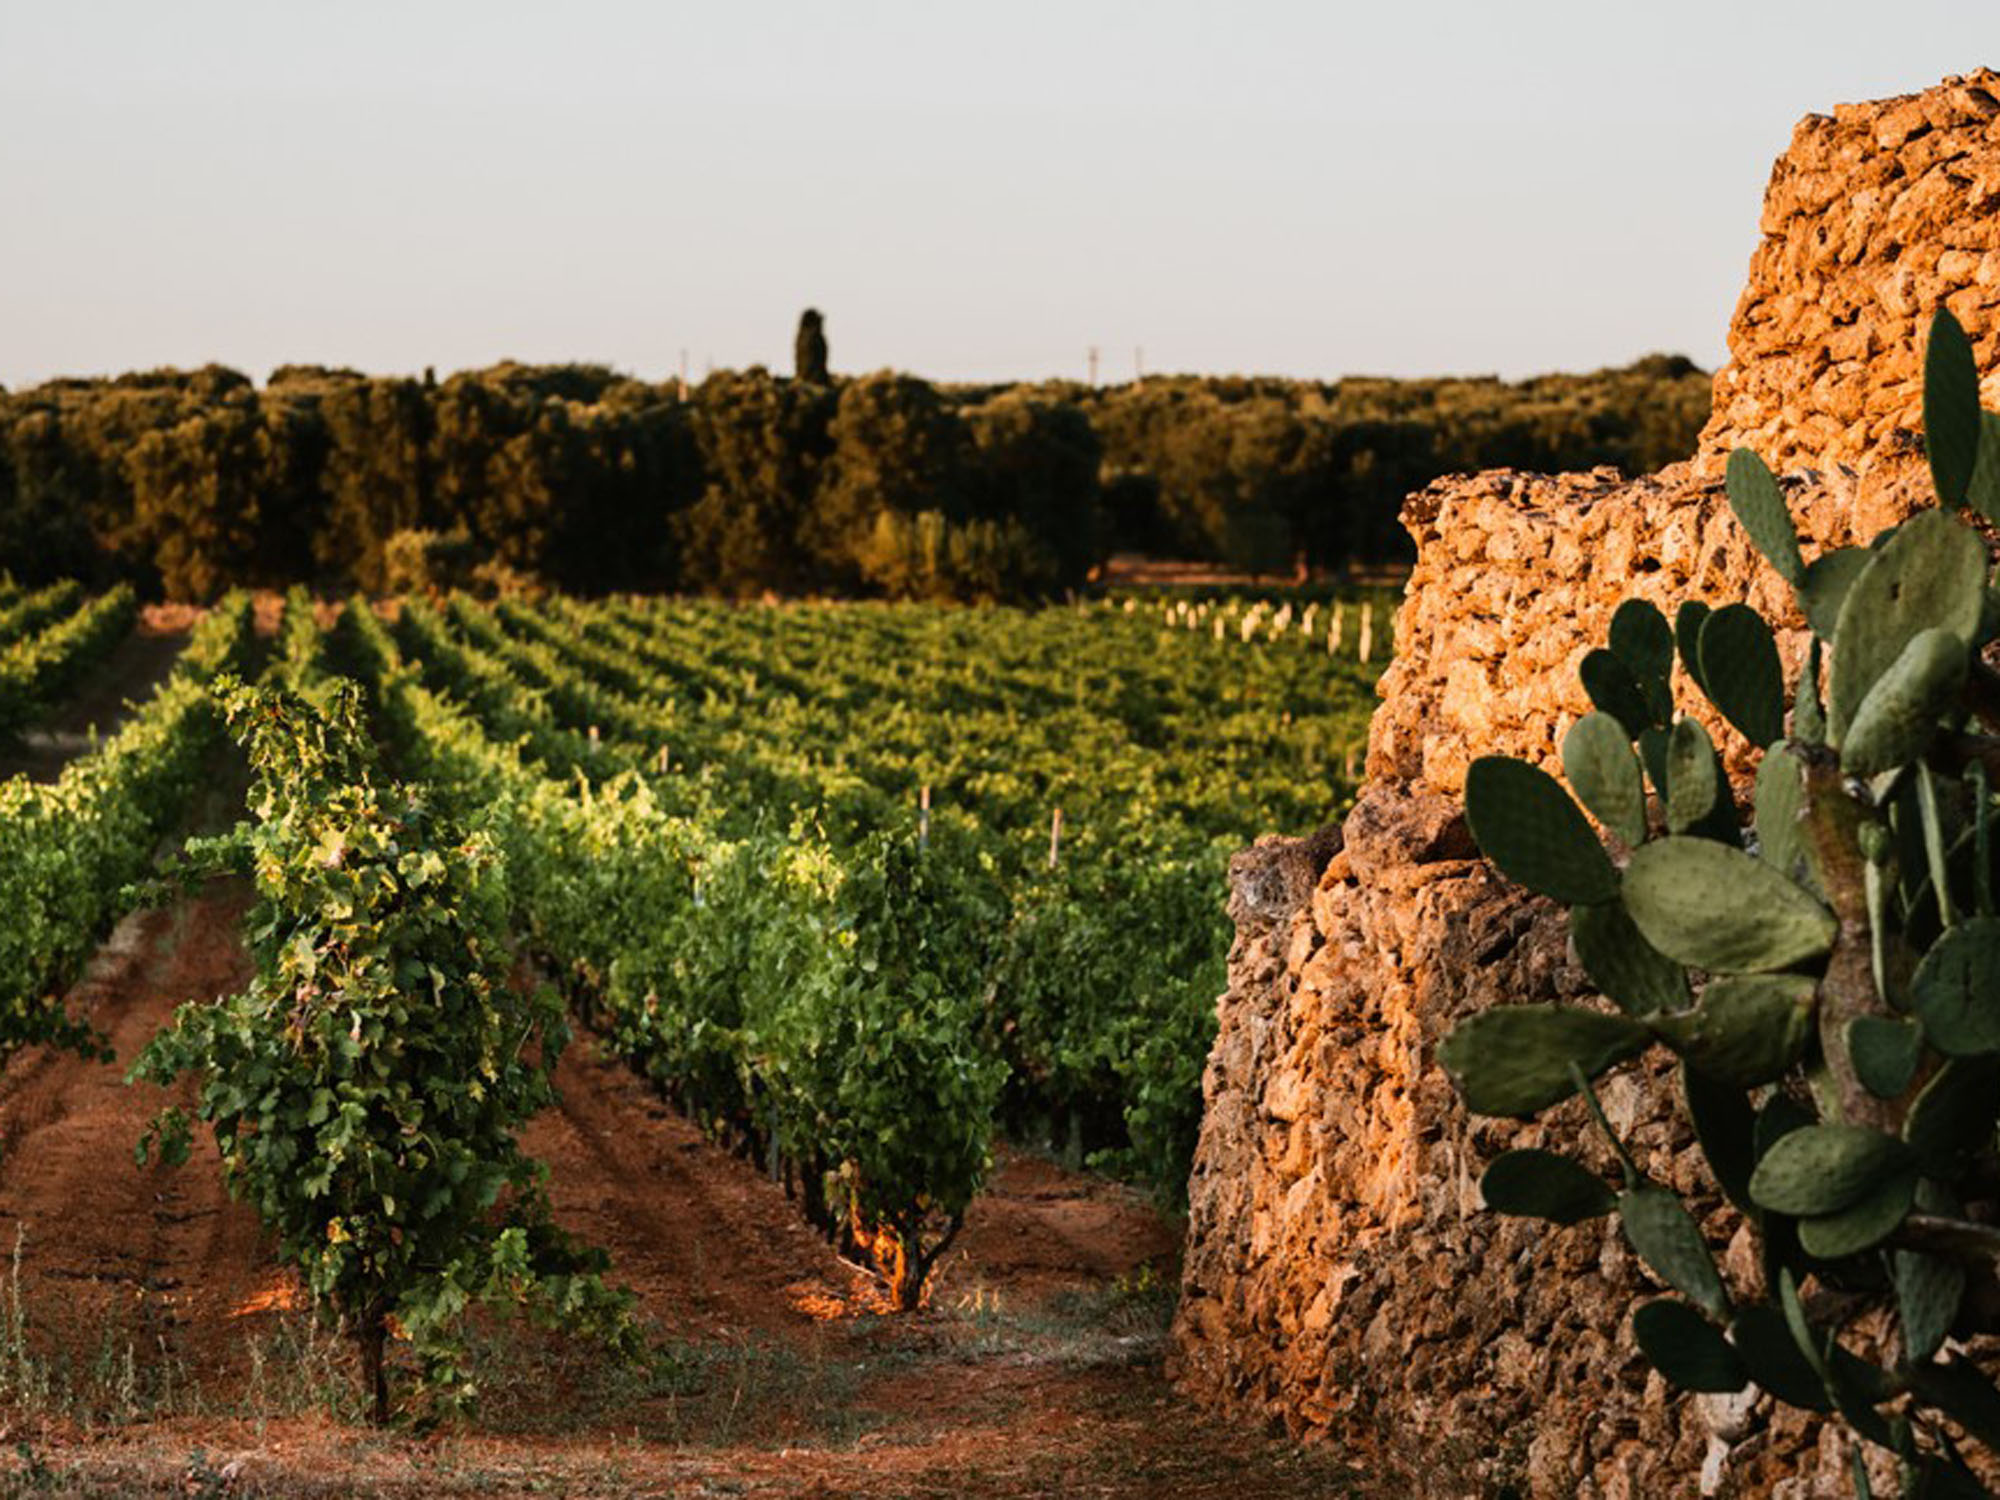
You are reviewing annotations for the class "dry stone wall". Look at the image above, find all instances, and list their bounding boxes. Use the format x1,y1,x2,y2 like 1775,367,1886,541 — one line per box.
1699,69,2000,477
1171,70,2000,1499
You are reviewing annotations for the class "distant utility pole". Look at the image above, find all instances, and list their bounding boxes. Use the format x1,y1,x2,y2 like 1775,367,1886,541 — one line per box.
677,348,690,401
1134,346,1145,380
1087,346,1100,386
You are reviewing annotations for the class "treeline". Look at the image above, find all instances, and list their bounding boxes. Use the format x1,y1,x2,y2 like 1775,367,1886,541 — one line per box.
0,356,1709,602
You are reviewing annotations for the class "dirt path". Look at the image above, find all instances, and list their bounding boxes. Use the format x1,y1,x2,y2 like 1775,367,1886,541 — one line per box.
0,892,272,1379
0,619,186,782
524,1036,877,1339
0,897,1369,1497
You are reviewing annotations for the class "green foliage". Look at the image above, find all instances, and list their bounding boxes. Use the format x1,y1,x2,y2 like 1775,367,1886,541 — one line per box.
1461,756,1617,904
333,582,1369,1264
812,373,986,594
0,581,83,648
125,398,318,600
1699,604,1786,747
1478,1149,1615,1224
1826,509,1986,743
1436,1005,1650,1116
1620,837,1836,972
1445,309,2000,1494
1634,1298,1749,1393
378,529,482,597
0,584,137,739
131,679,634,1422
1562,712,1648,846
675,368,830,595
0,353,1707,599
0,595,252,1070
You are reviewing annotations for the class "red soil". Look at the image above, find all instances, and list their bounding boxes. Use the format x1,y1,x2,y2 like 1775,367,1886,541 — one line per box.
0,838,1360,1496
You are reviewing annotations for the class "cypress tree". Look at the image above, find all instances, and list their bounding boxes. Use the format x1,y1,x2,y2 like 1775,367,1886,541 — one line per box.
794,308,829,384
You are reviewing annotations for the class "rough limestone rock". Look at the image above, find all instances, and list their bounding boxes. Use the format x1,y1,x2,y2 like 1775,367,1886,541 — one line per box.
1698,69,2000,478
1171,71,2000,1499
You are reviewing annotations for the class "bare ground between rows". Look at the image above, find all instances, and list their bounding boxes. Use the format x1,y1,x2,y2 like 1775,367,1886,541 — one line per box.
0,894,1368,1497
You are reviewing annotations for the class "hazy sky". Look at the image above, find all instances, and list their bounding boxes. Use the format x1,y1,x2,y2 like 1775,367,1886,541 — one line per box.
0,3,1991,388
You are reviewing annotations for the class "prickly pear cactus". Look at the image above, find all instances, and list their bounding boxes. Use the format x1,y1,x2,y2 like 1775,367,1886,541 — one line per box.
1443,309,2000,1498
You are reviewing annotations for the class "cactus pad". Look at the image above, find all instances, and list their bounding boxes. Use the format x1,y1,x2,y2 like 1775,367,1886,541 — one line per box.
1436,1004,1650,1117
1609,598,1675,685
1728,1305,1833,1413
1649,974,1815,1088
1622,837,1837,973
1478,1149,1616,1225
1797,1168,1917,1260
1905,1057,2000,1178
1664,718,1722,834
1968,411,2000,527
1698,604,1785,747
1633,1299,1748,1393
1827,508,1986,743
1846,1014,1925,1097
1725,447,1805,587
1675,601,1712,697
1797,548,1870,641
1619,1185,1729,1319
1753,745,1811,890
1912,916,2000,1057
1748,1123,1914,1217
1840,627,1968,777
1926,306,1984,509
1464,755,1618,905
1894,1247,1966,1364
1580,649,1656,739
1682,1064,1756,1213
1570,900,1689,1017
1562,712,1648,847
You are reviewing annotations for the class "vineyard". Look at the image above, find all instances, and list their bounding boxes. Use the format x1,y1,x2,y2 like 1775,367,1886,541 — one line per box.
0,576,1386,1493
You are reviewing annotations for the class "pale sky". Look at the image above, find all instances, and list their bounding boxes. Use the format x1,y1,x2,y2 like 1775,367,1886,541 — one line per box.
0,3,1991,388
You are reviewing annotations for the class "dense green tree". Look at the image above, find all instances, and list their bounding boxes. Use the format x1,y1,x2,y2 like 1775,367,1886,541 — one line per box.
815,373,982,593
962,392,1103,586
0,404,100,582
315,375,433,591
676,368,833,595
124,387,326,602
0,351,1709,598
542,387,692,593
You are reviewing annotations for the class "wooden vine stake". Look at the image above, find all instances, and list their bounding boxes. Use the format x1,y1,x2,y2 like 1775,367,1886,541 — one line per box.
919,784,931,849
1357,602,1374,664
1329,601,1344,655
1048,806,1063,870
656,745,669,774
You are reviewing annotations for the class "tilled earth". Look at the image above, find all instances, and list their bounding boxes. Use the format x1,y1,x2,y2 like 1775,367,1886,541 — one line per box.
0,892,1372,1498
